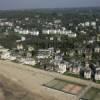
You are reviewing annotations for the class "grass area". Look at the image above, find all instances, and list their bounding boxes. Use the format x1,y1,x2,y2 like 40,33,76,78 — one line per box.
96,80,100,84
63,72,80,78
63,72,91,81
82,87,100,100
32,64,40,68
64,72,100,84
31,63,44,69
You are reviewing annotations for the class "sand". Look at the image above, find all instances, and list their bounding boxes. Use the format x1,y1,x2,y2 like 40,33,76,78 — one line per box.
0,60,78,100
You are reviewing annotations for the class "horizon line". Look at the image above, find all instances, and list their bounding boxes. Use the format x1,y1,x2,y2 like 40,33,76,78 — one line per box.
0,6,100,11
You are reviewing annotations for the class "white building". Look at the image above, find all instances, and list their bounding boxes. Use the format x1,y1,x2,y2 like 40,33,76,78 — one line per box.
1,52,10,60
30,31,39,36
37,48,53,59
95,68,100,80
68,33,77,38
0,47,9,53
28,46,34,52
42,29,72,35
94,46,100,53
17,44,23,50
1,51,16,61
23,59,36,66
85,22,90,27
19,58,36,66
91,21,96,26
84,69,91,79
21,37,26,41
57,63,66,73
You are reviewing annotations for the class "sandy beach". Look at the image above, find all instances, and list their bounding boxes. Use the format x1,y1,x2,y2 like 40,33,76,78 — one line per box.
0,60,76,100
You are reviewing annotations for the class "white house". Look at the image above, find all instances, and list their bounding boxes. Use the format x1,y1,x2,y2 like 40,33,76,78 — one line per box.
42,29,72,35
8,56,16,61
0,48,9,53
80,31,86,34
28,46,34,52
68,33,77,38
1,52,10,60
85,22,90,27
23,59,36,66
0,51,16,61
30,31,39,36
19,58,36,66
57,63,66,73
95,67,100,80
84,69,91,79
72,66,80,74
37,49,53,59
21,37,26,41
94,46,100,53
78,23,85,27
55,55,63,61
17,44,23,50
50,37,54,41
91,21,96,26
56,49,61,54
51,60,67,74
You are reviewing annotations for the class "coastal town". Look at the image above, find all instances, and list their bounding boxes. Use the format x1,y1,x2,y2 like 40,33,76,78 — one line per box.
0,7,100,100
0,8,100,81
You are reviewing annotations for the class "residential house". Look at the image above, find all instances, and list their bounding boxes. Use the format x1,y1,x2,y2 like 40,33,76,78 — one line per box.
57,62,67,73
84,22,90,27
97,34,100,42
19,58,36,66
37,48,54,59
17,43,23,50
95,67,100,80
1,51,16,61
84,68,91,79
69,62,81,74
68,33,77,38
94,46,100,53
91,21,96,26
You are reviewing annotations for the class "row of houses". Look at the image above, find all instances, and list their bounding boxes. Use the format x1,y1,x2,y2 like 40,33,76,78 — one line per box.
0,45,36,66
0,21,13,27
36,47,100,81
14,28,40,36
1,34,100,79
83,67,100,80
42,29,77,38
1,45,100,80
36,48,80,73
78,21,96,27
17,57,36,66
0,47,16,61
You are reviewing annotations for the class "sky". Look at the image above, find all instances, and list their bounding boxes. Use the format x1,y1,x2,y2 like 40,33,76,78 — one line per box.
0,0,100,10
